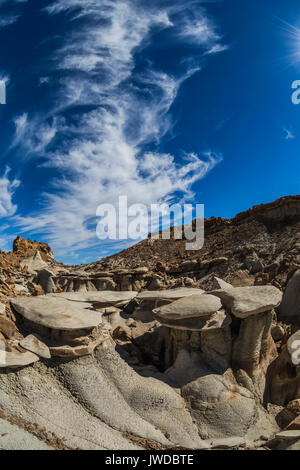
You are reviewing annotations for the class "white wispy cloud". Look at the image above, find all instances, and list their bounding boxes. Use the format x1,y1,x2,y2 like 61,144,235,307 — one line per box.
0,14,19,29
0,168,20,218
0,0,27,28
283,127,295,140
10,0,226,256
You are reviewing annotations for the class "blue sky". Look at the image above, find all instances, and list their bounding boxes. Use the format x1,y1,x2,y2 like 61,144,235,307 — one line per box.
0,0,299,264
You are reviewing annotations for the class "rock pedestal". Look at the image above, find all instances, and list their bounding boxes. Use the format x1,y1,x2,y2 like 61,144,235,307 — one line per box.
153,294,231,371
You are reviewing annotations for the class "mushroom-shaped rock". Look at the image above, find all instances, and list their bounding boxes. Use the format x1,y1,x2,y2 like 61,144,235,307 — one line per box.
0,349,39,368
153,294,231,371
209,285,282,318
11,296,102,330
20,334,51,359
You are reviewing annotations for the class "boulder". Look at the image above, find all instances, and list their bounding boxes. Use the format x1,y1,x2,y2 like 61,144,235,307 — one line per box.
271,323,285,342
210,285,282,318
20,334,51,359
181,370,259,439
11,296,102,331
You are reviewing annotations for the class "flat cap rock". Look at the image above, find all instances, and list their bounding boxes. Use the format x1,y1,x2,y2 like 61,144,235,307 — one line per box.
209,285,282,318
20,334,51,359
137,288,205,301
49,291,138,305
11,296,102,330
0,349,39,368
154,309,231,331
153,294,222,321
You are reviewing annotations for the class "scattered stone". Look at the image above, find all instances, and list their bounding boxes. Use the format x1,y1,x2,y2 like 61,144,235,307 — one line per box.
14,284,29,293
271,324,285,342
0,349,39,368
20,334,51,359
0,302,6,314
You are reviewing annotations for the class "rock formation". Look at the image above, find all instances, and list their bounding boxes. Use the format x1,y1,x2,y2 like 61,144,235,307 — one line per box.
0,196,300,450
